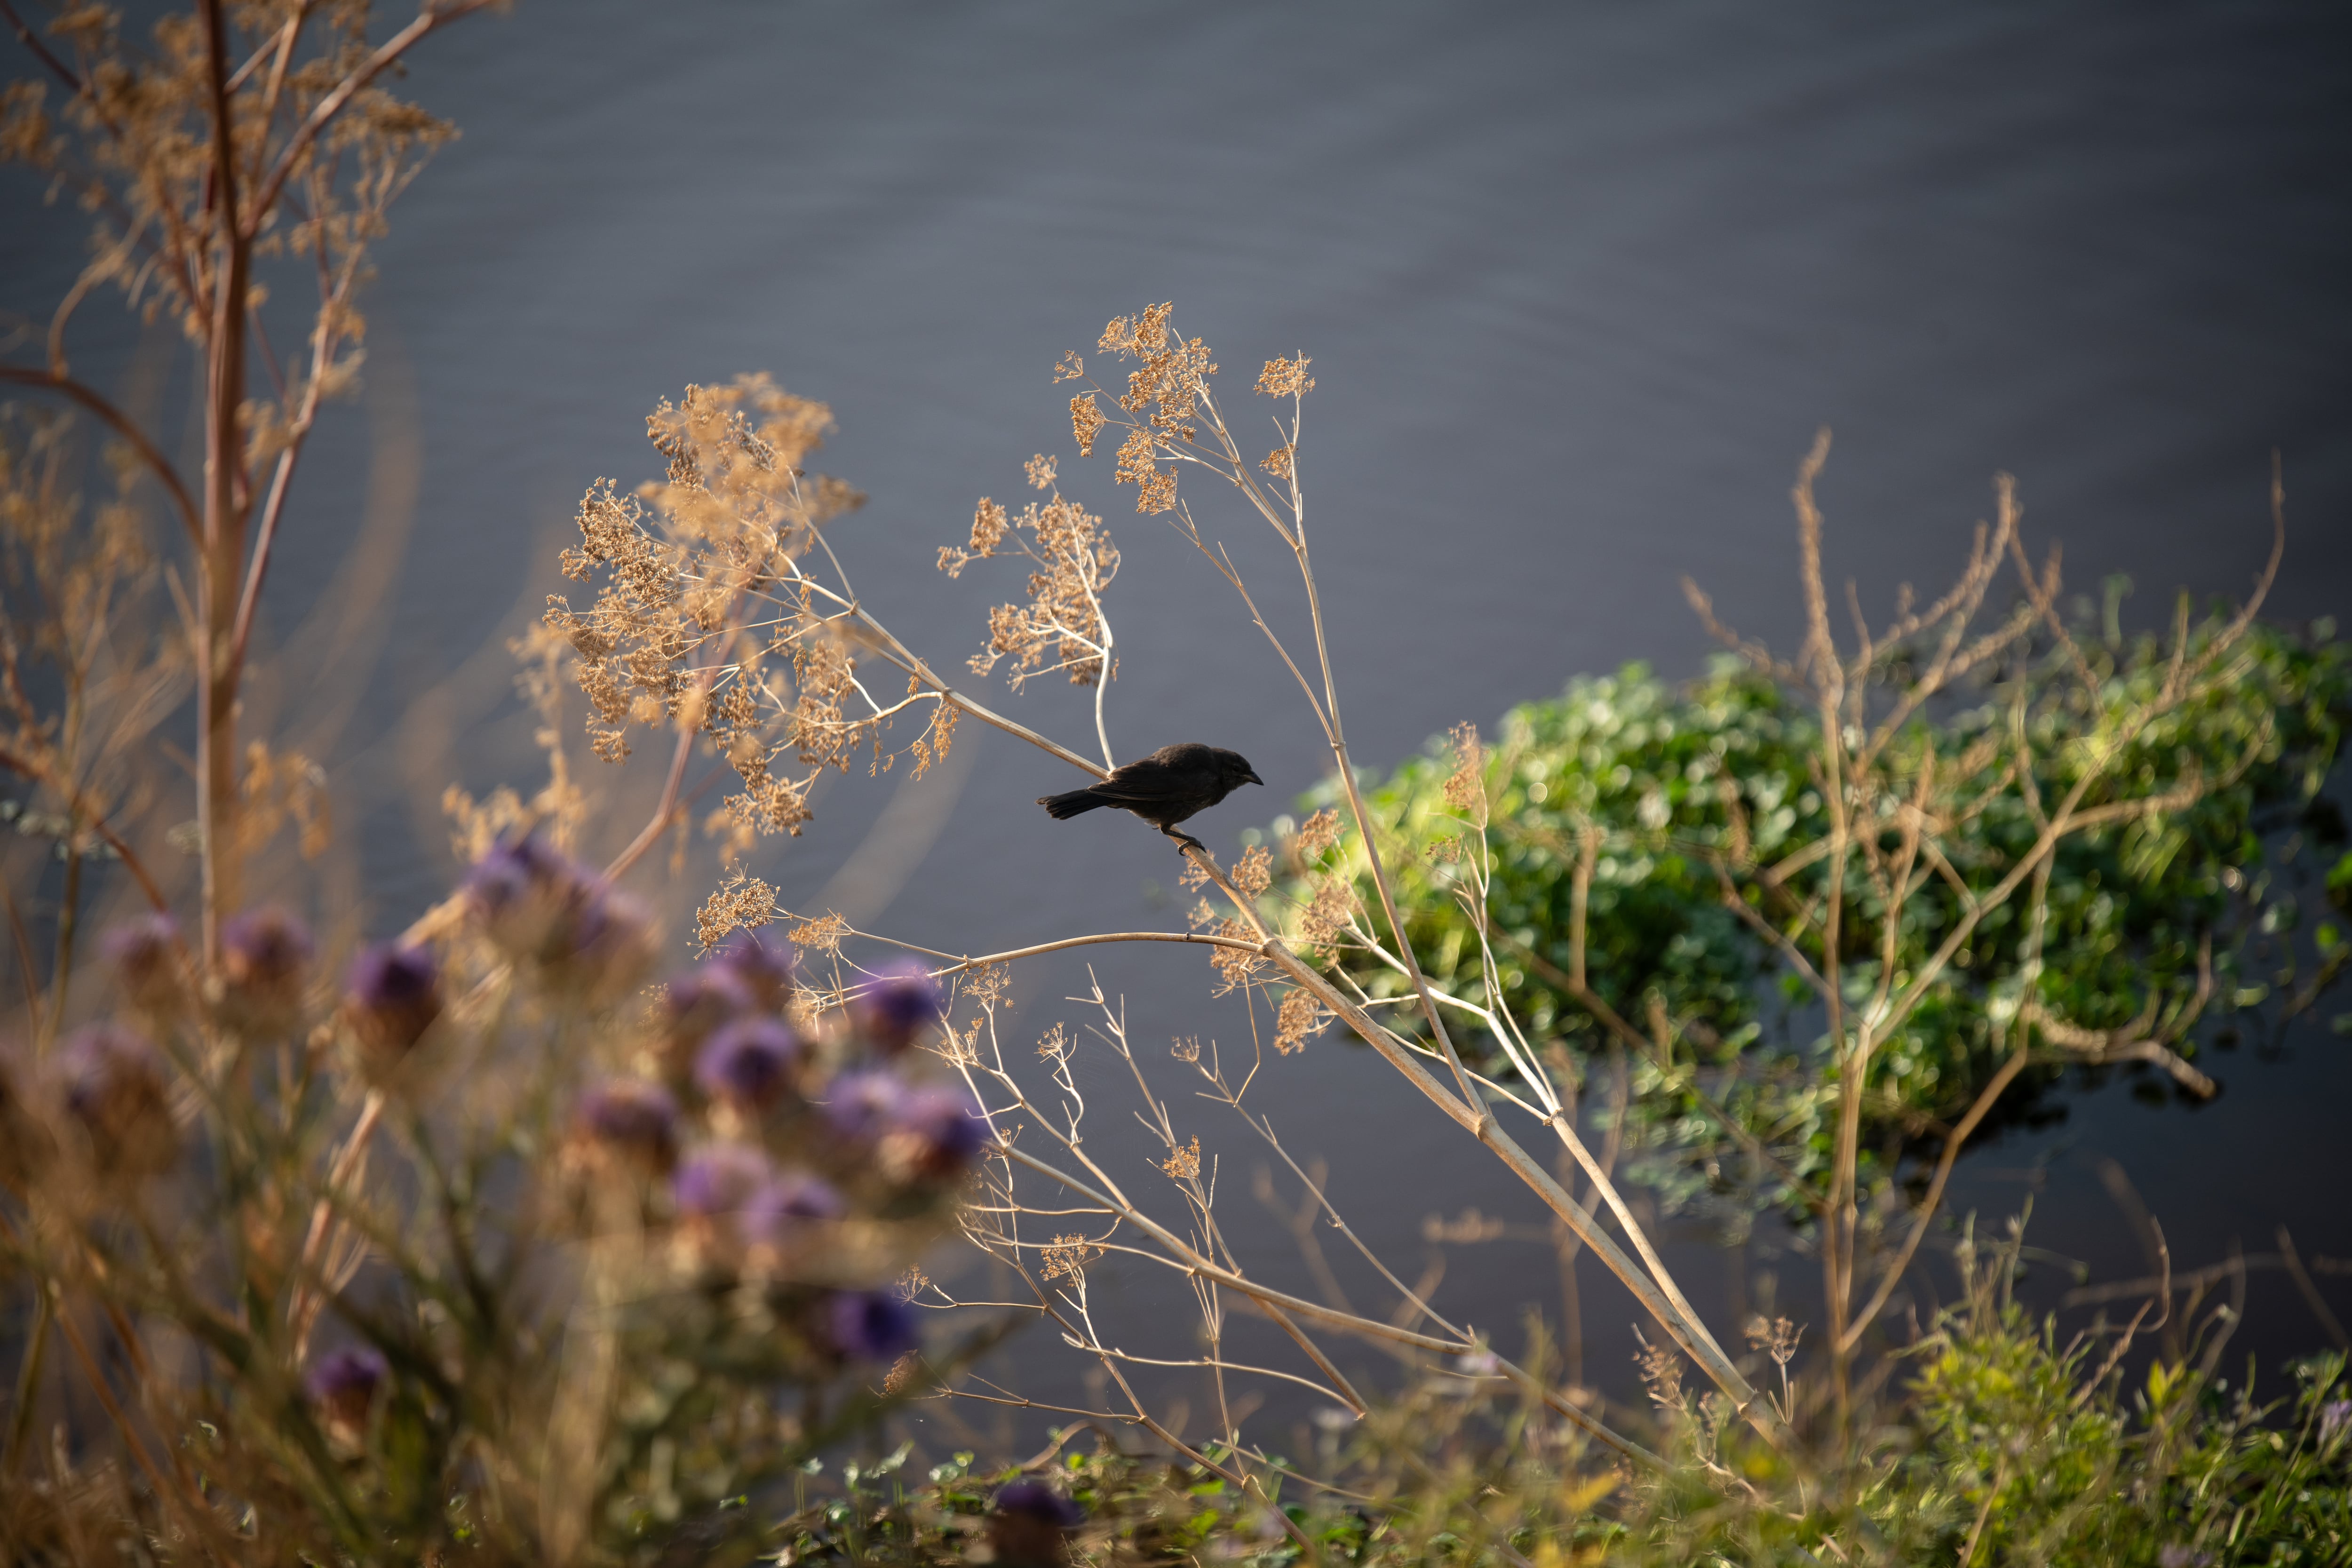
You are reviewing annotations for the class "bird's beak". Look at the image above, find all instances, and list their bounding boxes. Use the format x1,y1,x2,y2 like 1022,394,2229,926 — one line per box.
1245,770,1264,787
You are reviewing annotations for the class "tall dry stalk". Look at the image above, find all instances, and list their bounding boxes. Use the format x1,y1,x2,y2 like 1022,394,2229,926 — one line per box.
3,0,495,963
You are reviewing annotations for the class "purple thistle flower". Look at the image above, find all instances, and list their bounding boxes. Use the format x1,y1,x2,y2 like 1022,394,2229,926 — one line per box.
220,906,314,1034
990,1475,1086,1566
305,1345,389,1438
2322,1398,2352,1447
464,833,589,959
852,959,941,1055
463,835,654,1002
573,1078,681,1172
824,1069,908,1146
742,1172,847,1257
826,1289,917,1361
881,1084,991,1183
695,1017,804,1111
342,943,442,1065
671,1144,773,1222
993,1479,1085,1529
59,1023,175,1176
657,965,757,1075
101,913,183,1012
709,928,795,1011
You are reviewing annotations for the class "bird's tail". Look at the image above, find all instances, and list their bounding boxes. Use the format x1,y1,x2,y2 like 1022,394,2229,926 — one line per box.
1038,788,1107,820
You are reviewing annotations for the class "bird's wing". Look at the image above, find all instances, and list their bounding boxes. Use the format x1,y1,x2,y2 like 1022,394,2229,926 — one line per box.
1084,762,1181,804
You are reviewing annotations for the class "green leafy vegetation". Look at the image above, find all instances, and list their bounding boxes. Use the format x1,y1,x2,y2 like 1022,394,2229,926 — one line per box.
1293,617,2350,1218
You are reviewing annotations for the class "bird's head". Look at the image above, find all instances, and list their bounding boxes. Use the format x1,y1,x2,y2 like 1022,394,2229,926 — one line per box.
1216,750,1265,790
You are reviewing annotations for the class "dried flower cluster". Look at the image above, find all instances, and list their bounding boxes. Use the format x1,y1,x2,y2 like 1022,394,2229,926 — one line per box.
1272,987,1327,1056
942,483,1121,691
1041,1232,1104,1282
695,866,780,952
1160,1134,1202,1181
547,376,954,851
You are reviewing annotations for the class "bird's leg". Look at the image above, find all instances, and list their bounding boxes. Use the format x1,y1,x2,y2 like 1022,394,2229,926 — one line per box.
1164,827,1209,856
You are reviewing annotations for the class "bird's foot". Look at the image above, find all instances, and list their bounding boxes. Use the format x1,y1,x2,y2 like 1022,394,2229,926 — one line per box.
1168,831,1208,856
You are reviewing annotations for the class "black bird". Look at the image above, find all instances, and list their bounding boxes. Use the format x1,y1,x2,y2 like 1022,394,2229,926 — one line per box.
1037,742,1264,854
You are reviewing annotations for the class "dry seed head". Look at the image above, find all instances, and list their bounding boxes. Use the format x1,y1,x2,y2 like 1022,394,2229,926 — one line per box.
960,493,1120,691
1744,1315,1804,1367
1170,1035,1202,1064
785,911,849,956
1295,807,1343,858
1272,988,1327,1056
1232,844,1273,899
1041,1233,1102,1281
960,963,1010,1009
1069,393,1106,457
694,870,778,953
1632,1327,1686,1411
1024,454,1057,491
1053,351,1085,383
1293,876,1358,958
1161,1136,1202,1182
1255,356,1315,398
1208,917,1262,993
970,497,1009,555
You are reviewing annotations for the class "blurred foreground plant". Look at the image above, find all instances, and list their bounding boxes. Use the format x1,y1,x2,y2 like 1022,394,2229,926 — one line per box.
0,5,997,1562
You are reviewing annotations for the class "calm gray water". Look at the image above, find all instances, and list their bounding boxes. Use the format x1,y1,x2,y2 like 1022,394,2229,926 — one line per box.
8,0,2349,1442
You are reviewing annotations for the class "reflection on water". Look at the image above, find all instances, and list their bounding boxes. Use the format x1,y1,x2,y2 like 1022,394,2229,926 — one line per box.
7,0,2348,1433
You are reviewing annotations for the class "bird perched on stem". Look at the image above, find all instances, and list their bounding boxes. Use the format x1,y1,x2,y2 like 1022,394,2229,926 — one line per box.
1037,742,1263,854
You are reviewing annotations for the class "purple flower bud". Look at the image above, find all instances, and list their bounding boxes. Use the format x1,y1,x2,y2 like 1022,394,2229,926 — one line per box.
824,1069,907,1146
880,1084,991,1183
657,966,757,1076
220,906,314,1034
464,834,589,960
305,1345,388,1439
826,1289,916,1361
342,944,441,1065
2323,1398,2352,1447
59,1024,175,1177
709,929,795,1011
694,1017,804,1111
573,1078,681,1172
993,1479,1085,1529
671,1144,773,1223
101,913,183,1012
852,959,941,1055
464,835,655,1003
742,1172,847,1257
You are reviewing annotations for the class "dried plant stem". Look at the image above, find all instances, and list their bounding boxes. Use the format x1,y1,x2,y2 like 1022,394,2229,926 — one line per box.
2277,1226,2351,1352
994,1140,1660,1468
926,929,1263,975
602,711,699,883
287,1087,387,1357
0,745,172,914
0,368,200,543
1837,1042,2030,1355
